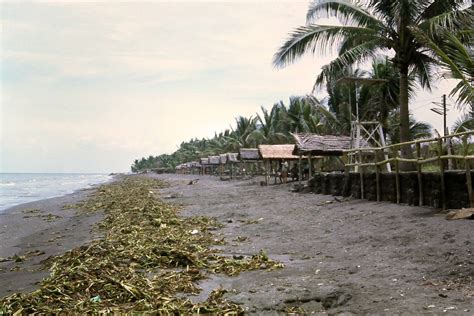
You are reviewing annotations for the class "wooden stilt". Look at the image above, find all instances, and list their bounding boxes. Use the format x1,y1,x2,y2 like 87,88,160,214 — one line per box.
463,135,473,208
298,154,302,189
394,150,400,204
358,150,364,199
416,143,423,206
308,153,312,181
375,149,380,202
438,138,446,210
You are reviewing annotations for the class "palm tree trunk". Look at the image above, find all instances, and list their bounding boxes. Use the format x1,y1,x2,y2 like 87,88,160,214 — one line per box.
399,65,414,170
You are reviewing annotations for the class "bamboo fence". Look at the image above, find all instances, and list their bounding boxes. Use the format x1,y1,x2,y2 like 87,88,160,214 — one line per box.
343,130,474,209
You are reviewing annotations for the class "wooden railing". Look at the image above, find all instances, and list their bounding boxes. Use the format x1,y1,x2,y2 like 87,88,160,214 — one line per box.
342,130,474,209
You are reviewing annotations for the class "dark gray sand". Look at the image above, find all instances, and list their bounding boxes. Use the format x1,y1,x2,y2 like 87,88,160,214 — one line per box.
153,174,473,315
1,173,473,314
0,189,104,298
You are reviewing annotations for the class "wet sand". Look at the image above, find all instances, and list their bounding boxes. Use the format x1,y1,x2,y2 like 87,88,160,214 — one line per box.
1,173,473,314
153,174,473,314
0,189,104,298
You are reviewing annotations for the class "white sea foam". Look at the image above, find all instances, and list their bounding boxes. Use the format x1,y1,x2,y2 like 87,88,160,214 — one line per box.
0,173,112,211
0,182,16,186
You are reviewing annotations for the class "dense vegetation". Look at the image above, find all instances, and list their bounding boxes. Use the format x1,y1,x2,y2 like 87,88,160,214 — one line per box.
132,0,473,172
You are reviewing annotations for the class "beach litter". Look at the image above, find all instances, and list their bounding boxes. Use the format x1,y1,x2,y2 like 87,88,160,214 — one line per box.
0,176,283,314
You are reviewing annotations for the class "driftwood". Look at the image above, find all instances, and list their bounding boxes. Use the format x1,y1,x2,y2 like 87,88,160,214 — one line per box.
188,179,199,185
446,208,474,220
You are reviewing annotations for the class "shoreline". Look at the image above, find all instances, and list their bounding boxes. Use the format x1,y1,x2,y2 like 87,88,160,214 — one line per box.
0,173,117,213
1,173,472,313
0,180,116,297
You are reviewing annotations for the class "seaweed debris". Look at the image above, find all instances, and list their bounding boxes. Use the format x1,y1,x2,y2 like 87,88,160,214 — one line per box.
0,176,283,314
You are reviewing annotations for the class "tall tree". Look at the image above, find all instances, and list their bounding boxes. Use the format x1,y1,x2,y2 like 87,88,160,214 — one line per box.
273,0,473,161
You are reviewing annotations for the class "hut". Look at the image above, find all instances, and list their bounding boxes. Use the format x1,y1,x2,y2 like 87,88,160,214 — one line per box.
258,144,304,184
238,148,260,175
175,163,184,174
189,161,201,175
208,156,220,176
200,157,209,175
219,154,227,177
227,153,239,179
292,133,370,185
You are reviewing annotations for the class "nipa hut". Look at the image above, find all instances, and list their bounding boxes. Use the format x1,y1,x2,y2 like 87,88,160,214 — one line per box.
226,153,239,179
200,157,210,175
258,144,305,184
292,133,371,183
238,148,260,176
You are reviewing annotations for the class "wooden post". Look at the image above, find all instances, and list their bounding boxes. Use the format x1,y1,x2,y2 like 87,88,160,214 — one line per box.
265,160,270,185
358,149,364,199
298,154,302,189
375,149,380,202
394,149,400,204
438,138,446,210
463,135,474,208
308,153,312,181
230,162,233,179
343,152,350,197
416,142,423,206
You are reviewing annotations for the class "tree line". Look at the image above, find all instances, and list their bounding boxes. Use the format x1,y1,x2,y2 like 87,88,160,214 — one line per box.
132,0,473,172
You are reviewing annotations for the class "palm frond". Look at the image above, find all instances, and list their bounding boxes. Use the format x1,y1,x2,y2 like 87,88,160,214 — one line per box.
306,0,382,28
273,24,378,68
312,39,382,90
409,26,474,106
419,0,466,21
419,5,474,34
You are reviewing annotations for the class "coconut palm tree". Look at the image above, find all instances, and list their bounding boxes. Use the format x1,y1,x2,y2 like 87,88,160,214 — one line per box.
273,0,473,162
249,104,289,144
452,113,474,133
387,111,433,144
225,116,258,150
409,27,474,107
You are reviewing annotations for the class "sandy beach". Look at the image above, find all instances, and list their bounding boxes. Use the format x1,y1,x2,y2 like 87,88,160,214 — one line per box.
0,188,105,298
1,174,473,314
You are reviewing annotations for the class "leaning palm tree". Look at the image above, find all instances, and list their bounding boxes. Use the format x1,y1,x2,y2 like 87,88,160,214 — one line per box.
273,0,473,161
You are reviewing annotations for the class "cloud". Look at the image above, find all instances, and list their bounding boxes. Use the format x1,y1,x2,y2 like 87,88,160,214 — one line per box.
1,1,462,173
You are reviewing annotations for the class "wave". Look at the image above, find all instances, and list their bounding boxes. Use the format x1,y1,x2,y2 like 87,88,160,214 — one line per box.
0,182,16,187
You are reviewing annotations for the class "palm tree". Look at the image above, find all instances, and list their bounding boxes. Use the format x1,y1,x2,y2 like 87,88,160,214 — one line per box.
409,27,474,107
452,113,474,133
387,111,432,144
249,104,289,144
273,0,473,162
225,116,258,150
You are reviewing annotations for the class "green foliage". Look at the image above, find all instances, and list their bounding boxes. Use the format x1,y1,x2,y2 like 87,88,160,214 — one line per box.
273,0,472,148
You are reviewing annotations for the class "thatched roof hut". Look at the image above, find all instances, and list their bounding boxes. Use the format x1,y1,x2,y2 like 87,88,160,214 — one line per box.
292,133,369,156
219,154,227,164
227,153,239,162
208,155,220,165
238,148,260,161
258,144,301,160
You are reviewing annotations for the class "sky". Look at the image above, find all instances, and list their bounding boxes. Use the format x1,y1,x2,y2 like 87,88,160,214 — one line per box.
0,0,464,173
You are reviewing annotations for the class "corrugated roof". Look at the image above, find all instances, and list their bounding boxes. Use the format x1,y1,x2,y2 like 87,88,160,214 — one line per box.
238,148,260,160
292,133,370,156
258,144,301,160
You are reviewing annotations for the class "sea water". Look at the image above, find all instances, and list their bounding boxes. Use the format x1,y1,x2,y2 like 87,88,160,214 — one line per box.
0,173,112,211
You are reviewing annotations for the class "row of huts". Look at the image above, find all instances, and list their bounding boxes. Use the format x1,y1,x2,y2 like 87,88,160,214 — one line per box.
175,133,364,184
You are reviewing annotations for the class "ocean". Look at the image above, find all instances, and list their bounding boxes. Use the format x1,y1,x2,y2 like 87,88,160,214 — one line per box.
0,173,112,211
